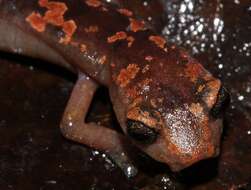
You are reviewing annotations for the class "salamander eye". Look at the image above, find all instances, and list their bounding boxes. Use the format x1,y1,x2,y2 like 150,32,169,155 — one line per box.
126,119,158,144
210,86,230,118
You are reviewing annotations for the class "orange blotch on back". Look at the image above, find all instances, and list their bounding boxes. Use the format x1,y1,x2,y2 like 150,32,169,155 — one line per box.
46,1,67,11
26,0,77,45
107,32,134,47
38,0,48,7
149,35,166,49
85,0,102,7
117,8,133,17
26,12,46,32
59,20,77,44
107,31,127,43
39,0,68,26
44,11,64,26
43,2,67,26
129,18,146,32
116,64,140,88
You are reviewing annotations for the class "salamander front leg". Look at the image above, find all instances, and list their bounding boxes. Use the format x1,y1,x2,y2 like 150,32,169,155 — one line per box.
60,74,137,177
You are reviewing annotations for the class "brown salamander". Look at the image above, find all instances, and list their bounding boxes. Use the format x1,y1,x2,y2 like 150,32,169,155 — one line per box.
0,0,229,173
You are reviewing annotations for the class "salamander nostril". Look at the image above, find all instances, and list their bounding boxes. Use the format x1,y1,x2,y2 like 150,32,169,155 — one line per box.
210,86,230,118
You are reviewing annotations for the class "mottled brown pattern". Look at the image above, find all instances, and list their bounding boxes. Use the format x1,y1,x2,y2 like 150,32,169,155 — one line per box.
0,0,225,175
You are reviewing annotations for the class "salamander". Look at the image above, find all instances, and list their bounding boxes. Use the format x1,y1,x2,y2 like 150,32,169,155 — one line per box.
0,0,229,173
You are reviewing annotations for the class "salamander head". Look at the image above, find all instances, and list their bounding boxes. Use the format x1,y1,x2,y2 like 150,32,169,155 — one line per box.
127,87,229,171
110,52,229,171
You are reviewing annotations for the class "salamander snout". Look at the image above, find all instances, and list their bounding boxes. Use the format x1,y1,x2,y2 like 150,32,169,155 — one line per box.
124,95,226,171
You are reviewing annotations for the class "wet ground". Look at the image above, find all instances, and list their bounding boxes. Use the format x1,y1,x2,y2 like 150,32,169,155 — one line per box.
1,0,251,189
